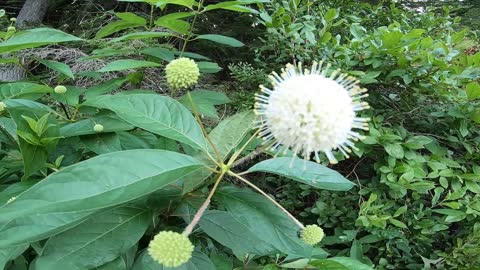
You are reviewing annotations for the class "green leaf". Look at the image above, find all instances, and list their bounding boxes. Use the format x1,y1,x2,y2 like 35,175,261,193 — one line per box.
247,157,354,191
141,47,175,62
95,257,127,270
212,186,328,258
132,250,215,270
310,257,374,270
60,115,134,137
197,62,222,73
108,32,173,43
0,82,52,101
389,218,407,229
155,0,196,9
115,12,147,25
466,82,480,101
324,8,338,22
82,133,122,155
404,136,433,149
208,110,256,160
38,59,75,79
84,77,128,100
5,100,58,180
98,60,161,72
384,144,404,159
0,28,81,54
33,206,151,270
0,244,29,269
154,19,190,34
86,94,208,151
0,149,202,247
0,181,36,204
199,210,277,257
179,90,231,119
95,21,143,39
196,34,244,47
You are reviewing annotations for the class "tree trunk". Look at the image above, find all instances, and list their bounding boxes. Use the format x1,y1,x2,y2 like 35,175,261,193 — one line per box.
16,0,49,28
0,0,49,82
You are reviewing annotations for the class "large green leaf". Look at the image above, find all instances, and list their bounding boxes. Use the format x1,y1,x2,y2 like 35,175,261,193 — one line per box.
196,34,244,47
98,60,161,72
0,244,29,269
0,28,81,54
132,250,215,270
108,32,173,43
247,157,355,191
208,110,256,160
0,149,202,247
60,115,134,137
33,206,151,270
199,210,277,257
86,94,208,151
0,82,52,101
210,186,328,258
309,257,374,270
38,60,75,79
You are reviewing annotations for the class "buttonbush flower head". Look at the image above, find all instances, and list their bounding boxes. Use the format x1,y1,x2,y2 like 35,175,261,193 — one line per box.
10,18,16,23
255,61,370,164
7,26,15,32
93,124,104,132
0,102,6,112
300,224,325,245
148,231,194,268
165,57,200,90
54,85,67,94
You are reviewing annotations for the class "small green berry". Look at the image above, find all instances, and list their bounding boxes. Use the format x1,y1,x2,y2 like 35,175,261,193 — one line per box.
54,85,67,94
0,102,6,112
93,124,104,132
10,18,16,23
300,224,324,245
7,26,15,32
148,231,194,268
165,57,200,90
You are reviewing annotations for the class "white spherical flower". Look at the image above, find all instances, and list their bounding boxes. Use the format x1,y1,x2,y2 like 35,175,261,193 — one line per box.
255,62,370,164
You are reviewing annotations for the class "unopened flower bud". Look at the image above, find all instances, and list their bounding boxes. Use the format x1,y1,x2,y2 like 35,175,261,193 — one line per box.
54,85,67,94
148,231,194,267
93,124,104,132
300,224,325,245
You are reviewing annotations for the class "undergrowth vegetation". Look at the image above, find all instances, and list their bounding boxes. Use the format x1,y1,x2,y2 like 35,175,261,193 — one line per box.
0,0,479,269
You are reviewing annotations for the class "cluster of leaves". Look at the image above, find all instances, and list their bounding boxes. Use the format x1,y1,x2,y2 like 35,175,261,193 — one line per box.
253,0,480,269
0,1,376,270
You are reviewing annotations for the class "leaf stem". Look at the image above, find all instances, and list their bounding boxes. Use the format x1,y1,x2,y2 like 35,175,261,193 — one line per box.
227,128,261,166
183,170,226,235
187,92,223,163
228,171,305,229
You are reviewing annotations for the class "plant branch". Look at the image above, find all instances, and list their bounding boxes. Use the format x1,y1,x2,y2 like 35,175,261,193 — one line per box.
183,170,226,235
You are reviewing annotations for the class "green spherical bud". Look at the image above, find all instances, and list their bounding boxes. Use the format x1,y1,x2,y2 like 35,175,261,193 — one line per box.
7,26,15,32
10,18,16,23
54,85,67,94
165,57,200,90
0,102,6,112
300,224,324,245
93,124,104,133
148,231,194,268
